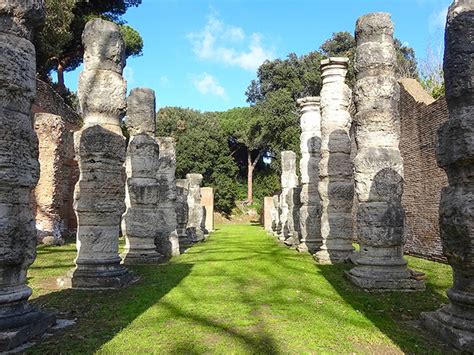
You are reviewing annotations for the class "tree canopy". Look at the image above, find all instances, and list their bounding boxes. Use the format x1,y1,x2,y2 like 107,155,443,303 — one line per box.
34,0,143,92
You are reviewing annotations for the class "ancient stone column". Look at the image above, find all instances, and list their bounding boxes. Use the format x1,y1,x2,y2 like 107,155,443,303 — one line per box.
68,19,135,288
271,194,281,236
186,174,205,243
314,58,354,264
201,187,215,232
421,1,474,350
122,88,164,264
346,13,424,291
297,97,322,253
176,179,189,242
278,151,299,245
0,0,56,349
156,137,180,258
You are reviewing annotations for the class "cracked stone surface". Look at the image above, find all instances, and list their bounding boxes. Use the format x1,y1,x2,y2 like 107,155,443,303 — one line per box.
346,12,425,291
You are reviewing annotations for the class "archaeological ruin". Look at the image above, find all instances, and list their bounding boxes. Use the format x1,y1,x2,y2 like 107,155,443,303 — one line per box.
0,0,473,351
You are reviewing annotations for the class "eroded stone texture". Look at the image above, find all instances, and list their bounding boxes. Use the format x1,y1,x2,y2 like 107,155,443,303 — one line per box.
186,174,205,243
314,58,354,264
122,88,164,264
67,19,134,288
263,196,273,232
201,187,215,232
176,179,189,240
0,0,56,349
297,97,322,253
421,1,474,350
271,194,281,236
346,13,424,291
34,113,69,245
156,137,180,258
278,151,299,246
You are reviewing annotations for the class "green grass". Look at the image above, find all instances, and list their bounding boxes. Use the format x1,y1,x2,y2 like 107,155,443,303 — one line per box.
27,224,452,354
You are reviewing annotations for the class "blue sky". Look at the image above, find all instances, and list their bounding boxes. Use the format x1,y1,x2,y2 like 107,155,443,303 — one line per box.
64,0,451,113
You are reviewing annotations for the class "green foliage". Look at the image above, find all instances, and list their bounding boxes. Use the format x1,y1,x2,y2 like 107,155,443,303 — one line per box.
34,0,143,81
156,107,238,215
28,225,451,354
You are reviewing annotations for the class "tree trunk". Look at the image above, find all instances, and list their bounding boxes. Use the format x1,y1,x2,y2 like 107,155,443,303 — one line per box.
247,150,254,204
57,62,65,94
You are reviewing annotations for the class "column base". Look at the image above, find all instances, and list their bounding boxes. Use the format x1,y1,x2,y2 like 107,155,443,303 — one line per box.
0,310,55,351
314,249,352,264
122,253,164,265
58,264,138,290
345,268,425,291
421,306,474,352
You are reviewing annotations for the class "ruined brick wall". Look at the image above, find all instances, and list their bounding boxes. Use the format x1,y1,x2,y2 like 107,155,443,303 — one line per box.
32,79,82,237
399,79,448,262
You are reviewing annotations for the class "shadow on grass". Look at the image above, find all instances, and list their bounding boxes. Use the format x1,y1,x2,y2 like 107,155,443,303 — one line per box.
28,262,193,354
317,262,452,353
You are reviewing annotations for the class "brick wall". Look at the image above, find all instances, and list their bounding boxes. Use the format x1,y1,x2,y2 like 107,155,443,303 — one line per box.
399,79,448,262
32,79,82,235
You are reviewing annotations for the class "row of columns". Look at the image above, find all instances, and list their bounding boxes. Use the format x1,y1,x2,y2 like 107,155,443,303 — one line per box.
269,4,474,350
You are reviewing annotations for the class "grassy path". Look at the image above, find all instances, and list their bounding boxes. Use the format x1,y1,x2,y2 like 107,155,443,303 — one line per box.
28,224,451,354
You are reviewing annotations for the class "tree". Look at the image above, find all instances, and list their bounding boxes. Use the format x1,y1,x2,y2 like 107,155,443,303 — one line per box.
34,0,143,93
156,107,239,215
419,45,445,99
219,107,266,204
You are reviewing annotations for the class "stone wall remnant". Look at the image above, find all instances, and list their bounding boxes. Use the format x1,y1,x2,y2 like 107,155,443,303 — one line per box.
122,88,164,264
67,18,135,288
0,0,56,349
185,174,206,243
421,1,474,350
263,196,273,232
346,13,425,291
201,187,215,232
278,151,299,246
156,137,180,258
314,58,354,264
297,97,322,253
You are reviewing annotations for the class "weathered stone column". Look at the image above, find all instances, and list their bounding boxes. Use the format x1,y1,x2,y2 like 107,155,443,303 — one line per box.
201,187,215,232
271,194,281,236
278,151,299,245
314,58,354,264
0,0,56,349
186,174,205,243
68,19,135,288
156,137,180,258
346,13,424,291
122,88,163,264
176,179,189,242
297,97,322,253
421,1,474,350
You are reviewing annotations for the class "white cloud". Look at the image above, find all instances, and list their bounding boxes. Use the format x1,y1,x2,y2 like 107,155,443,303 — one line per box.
429,6,448,33
187,13,275,71
192,73,228,100
159,75,169,87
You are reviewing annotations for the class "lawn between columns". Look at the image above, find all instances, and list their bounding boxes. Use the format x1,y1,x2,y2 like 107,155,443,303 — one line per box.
28,225,450,354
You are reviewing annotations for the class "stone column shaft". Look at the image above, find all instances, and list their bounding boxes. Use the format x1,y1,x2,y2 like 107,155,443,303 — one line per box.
314,58,354,264
156,137,180,258
278,151,299,246
185,174,205,243
346,13,424,291
67,19,135,288
122,88,164,264
0,0,55,349
297,97,322,253
421,1,474,351
176,179,189,240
